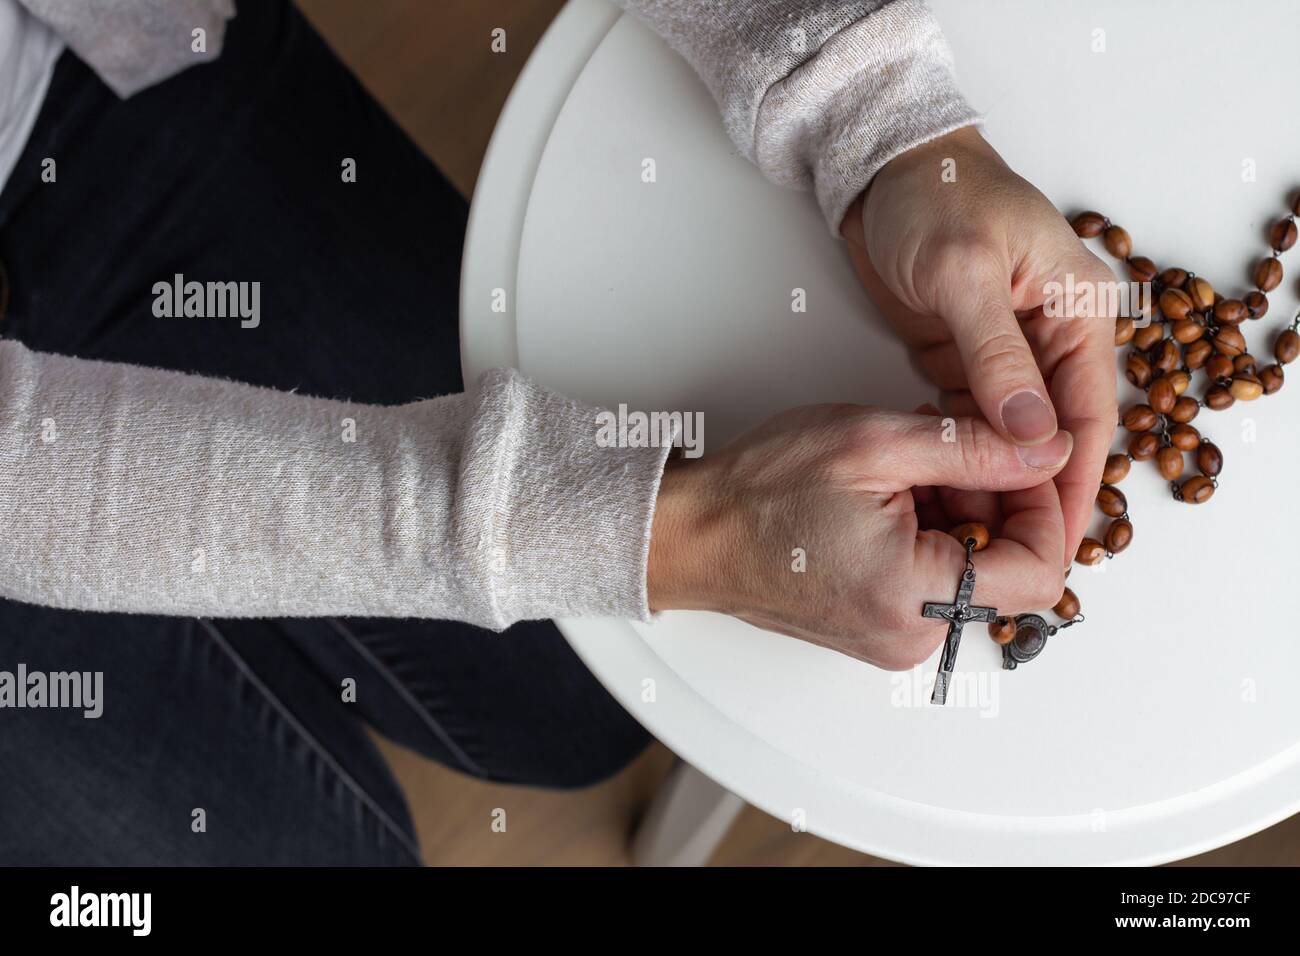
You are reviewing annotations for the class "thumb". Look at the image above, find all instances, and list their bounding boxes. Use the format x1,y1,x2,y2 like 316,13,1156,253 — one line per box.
861,409,1072,491
937,273,1058,446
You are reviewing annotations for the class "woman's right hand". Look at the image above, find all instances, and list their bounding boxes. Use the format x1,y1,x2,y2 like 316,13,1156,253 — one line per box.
840,127,1118,570
647,403,1072,669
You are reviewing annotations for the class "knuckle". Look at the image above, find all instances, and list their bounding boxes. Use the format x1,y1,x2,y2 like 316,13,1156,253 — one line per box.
836,408,896,471
849,406,887,445
884,629,944,671
875,593,919,636
955,416,1000,474
972,329,1032,380
873,581,944,671
1071,258,1124,324
1028,564,1066,610
1088,264,1120,295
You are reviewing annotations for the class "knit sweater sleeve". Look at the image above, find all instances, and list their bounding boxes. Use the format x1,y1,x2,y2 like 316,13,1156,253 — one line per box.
615,0,981,232
0,340,670,629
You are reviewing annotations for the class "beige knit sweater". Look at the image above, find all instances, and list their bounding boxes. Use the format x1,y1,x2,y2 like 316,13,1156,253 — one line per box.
1,0,978,627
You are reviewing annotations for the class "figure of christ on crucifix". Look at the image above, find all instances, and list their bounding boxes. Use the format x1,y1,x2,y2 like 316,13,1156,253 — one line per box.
922,547,998,705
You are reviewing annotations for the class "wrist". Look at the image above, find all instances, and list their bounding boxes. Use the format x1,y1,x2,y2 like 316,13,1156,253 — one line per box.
646,457,731,614
874,125,996,189
842,126,998,240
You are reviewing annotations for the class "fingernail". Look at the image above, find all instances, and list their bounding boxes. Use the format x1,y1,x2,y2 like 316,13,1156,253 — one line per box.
1017,429,1072,469
1001,390,1056,443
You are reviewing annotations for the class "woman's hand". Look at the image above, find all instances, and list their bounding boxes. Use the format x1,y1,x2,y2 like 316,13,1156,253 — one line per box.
647,404,1071,669
840,127,1117,567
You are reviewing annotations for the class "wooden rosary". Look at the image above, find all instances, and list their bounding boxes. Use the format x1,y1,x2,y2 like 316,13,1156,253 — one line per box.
924,189,1300,703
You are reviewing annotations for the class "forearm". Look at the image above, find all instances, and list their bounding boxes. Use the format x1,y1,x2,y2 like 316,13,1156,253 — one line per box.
0,340,669,627
614,0,981,231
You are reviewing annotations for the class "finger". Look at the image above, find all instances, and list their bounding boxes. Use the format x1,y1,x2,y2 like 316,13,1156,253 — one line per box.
911,476,1065,620
991,477,1069,612
1021,260,1120,561
856,409,1073,492
918,330,1051,395
913,485,951,531
938,390,980,419
913,402,1003,530
915,342,969,392
938,485,1003,532
1041,323,1117,564
935,271,1058,446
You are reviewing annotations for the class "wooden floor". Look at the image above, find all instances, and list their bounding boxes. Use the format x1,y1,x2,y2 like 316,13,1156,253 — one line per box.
297,0,1298,866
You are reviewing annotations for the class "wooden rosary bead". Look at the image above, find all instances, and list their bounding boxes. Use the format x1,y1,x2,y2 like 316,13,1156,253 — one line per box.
1169,423,1201,450
1245,290,1269,319
1229,373,1264,401
1182,339,1212,370
1103,225,1132,259
1125,353,1154,388
1186,276,1215,311
1205,353,1234,381
1254,256,1283,292
1158,267,1188,289
1102,453,1131,484
1212,326,1246,357
1204,384,1235,410
949,522,989,552
1269,217,1298,253
1166,369,1191,395
1053,587,1081,620
1122,404,1158,432
1147,376,1177,414
1158,287,1194,321
1156,444,1184,480
1275,329,1300,365
1180,475,1215,504
1196,441,1223,477
1150,339,1180,373
1213,298,1248,325
989,616,1017,645
1233,353,1258,375
1071,210,1107,238
1260,363,1285,394
1114,317,1135,346
1075,537,1106,566
1128,431,1159,460
1294,193,1300,217
1170,395,1200,423
1133,323,1165,351
1171,317,1204,344
1097,484,1127,517
1104,518,1133,555
1127,256,1158,283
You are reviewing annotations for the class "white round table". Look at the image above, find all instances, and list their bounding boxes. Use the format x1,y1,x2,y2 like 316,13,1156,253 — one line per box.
461,0,1300,865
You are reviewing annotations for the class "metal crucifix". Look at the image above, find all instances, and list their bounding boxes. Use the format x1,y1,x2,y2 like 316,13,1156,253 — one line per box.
921,538,997,705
